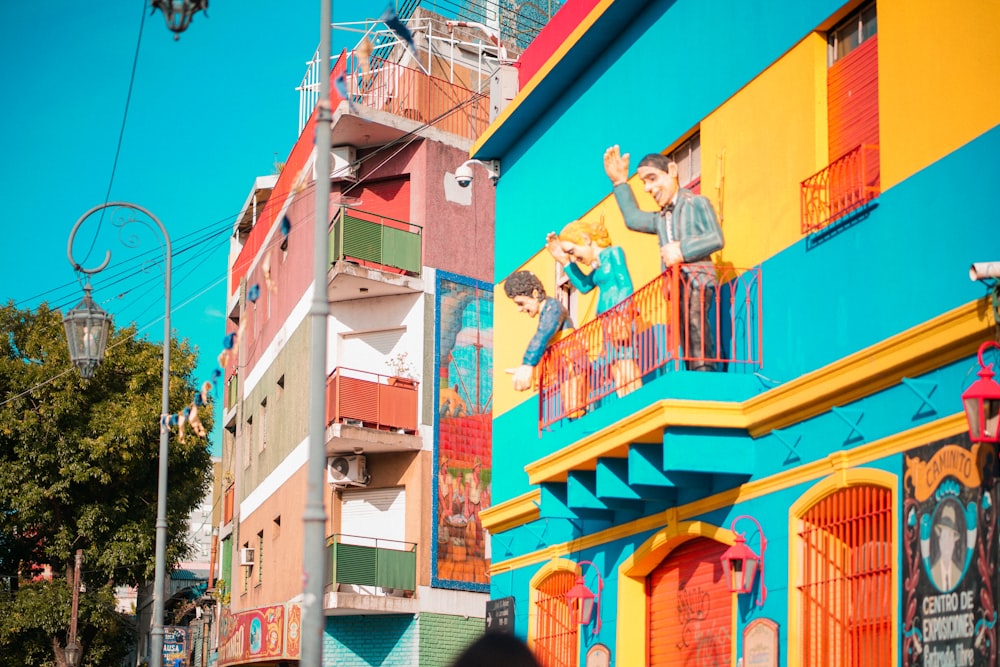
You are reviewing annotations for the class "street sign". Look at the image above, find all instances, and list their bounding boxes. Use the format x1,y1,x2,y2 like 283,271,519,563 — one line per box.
485,596,515,634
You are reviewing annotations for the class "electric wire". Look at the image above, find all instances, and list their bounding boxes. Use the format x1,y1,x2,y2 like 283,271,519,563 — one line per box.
79,0,149,268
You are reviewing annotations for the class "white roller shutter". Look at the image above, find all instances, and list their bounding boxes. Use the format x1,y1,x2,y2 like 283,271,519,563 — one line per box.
340,486,406,548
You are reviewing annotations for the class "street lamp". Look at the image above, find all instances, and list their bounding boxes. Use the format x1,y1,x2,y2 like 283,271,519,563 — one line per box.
62,283,112,379
65,202,173,667
720,514,768,606
962,341,1000,443
564,560,603,635
150,0,209,40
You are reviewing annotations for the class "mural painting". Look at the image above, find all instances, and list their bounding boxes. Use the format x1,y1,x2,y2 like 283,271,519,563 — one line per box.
435,273,493,589
903,432,998,667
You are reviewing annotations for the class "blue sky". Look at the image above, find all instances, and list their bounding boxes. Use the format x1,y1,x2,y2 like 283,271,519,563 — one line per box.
0,1,406,455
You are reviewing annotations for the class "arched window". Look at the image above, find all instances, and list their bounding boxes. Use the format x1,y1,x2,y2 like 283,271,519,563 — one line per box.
533,568,578,667
794,479,894,666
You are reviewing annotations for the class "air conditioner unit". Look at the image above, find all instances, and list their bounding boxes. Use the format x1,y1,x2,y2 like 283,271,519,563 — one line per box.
327,454,369,486
313,145,358,182
239,547,255,566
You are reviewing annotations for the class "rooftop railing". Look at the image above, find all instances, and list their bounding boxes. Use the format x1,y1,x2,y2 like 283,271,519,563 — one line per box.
801,144,880,234
538,265,763,430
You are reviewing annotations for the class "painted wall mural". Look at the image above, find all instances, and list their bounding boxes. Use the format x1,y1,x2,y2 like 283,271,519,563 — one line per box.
434,272,493,590
903,433,998,667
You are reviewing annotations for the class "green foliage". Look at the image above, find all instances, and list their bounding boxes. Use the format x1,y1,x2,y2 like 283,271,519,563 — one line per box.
0,301,215,662
0,580,133,667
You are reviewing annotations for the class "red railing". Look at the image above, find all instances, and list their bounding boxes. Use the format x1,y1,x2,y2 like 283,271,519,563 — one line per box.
343,53,490,142
326,366,419,433
801,144,880,234
538,265,762,430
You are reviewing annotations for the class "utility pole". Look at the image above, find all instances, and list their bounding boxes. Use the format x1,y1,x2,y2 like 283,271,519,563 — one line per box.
65,550,83,667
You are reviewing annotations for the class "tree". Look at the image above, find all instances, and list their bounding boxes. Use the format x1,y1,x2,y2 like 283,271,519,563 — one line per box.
0,301,214,666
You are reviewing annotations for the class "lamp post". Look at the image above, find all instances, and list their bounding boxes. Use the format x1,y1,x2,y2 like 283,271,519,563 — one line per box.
301,0,333,665
720,514,767,606
65,550,83,667
65,202,173,667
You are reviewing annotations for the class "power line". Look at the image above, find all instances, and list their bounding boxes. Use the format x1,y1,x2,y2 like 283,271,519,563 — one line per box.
79,0,150,268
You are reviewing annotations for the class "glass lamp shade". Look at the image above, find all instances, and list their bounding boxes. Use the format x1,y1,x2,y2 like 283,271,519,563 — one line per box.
62,289,112,379
565,576,596,626
962,362,1000,443
151,0,209,38
720,535,760,595
64,641,81,667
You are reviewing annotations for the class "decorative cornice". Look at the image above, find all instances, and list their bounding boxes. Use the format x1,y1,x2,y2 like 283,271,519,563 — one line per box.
479,489,541,533
488,413,968,575
524,300,992,487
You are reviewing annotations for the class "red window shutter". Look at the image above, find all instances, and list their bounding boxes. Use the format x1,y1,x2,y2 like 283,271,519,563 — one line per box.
828,35,879,161
647,538,732,667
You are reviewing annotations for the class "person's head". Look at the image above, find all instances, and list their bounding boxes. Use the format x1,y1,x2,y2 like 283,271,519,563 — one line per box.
558,219,612,267
450,632,542,667
936,503,961,561
504,271,547,317
637,153,680,209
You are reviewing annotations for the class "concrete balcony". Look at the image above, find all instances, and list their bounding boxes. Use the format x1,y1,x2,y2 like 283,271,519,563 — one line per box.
327,206,424,303
325,367,422,455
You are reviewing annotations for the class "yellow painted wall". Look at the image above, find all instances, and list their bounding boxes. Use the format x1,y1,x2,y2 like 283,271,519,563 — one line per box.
700,32,829,272
879,0,1000,190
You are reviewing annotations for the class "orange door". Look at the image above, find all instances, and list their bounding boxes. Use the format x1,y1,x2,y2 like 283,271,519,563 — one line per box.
534,570,578,667
648,538,732,667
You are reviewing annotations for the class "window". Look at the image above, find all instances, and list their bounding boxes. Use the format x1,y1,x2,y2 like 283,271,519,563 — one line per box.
828,1,877,65
533,570,577,667
259,398,268,453
257,531,264,585
669,133,701,192
797,484,892,665
243,416,253,468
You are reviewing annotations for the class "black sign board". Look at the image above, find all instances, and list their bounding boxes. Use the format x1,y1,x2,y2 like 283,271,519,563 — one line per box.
486,596,515,634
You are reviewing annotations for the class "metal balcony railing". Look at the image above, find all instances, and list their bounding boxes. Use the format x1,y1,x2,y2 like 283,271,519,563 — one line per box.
801,144,880,234
538,265,763,430
329,206,422,277
326,366,419,433
326,534,417,593
300,38,492,139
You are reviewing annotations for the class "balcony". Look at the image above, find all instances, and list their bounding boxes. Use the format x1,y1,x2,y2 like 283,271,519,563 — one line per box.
325,367,422,454
324,534,417,615
328,205,424,302
801,144,880,234
538,265,763,430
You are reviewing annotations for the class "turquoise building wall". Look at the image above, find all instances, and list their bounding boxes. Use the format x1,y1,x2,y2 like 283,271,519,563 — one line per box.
478,0,1000,663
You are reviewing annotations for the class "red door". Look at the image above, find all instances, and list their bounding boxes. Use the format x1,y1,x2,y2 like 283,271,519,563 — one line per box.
648,538,732,667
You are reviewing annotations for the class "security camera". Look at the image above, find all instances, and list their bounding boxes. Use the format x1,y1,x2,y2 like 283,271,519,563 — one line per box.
455,163,474,188
970,262,1000,281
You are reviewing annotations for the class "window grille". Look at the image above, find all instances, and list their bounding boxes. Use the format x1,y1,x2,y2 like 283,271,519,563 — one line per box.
534,570,577,667
797,484,892,665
